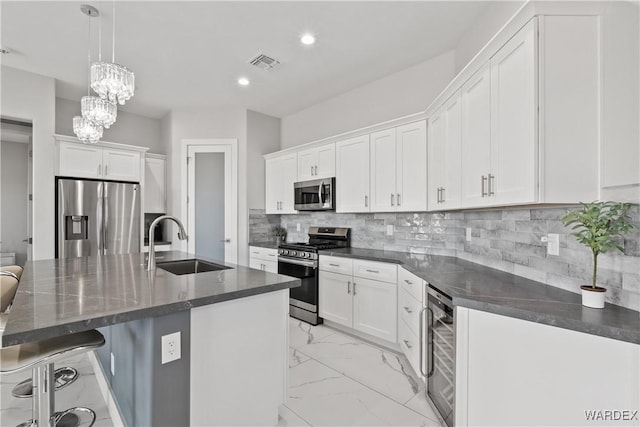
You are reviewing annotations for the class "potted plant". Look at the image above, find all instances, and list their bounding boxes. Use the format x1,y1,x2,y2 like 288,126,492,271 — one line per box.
561,201,636,308
272,225,287,243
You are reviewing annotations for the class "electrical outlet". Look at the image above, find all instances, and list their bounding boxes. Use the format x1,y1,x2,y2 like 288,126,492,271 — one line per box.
110,352,115,376
466,227,472,242
386,225,394,236
296,223,301,232
547,233,560,256
161,332,181,364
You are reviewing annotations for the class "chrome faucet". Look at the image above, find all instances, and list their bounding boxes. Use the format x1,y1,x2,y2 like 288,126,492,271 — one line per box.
147,215,188,271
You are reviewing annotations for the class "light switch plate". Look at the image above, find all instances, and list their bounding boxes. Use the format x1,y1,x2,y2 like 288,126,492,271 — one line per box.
466,227,472,242
386,225,394,236
547,233,560,256
161,332,181,364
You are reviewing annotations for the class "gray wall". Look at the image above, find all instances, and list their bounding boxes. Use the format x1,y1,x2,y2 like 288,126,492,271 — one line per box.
195,152,225,261
280,51,455,149
0,140,29,265
55,97,165,154
247,110,280,209
252,206,640,311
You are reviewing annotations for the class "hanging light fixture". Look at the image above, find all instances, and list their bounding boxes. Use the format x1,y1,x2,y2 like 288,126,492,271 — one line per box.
74,4,105,144
91,1,135,105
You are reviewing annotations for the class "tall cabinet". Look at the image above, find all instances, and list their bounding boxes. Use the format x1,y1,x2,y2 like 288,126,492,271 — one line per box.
336,135,370,213
144,154,167,213
429,94,461,209
265,153,297,214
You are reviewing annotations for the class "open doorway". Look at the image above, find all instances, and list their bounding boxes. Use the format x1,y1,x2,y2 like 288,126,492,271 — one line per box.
182,139,238,264
0,119,33,266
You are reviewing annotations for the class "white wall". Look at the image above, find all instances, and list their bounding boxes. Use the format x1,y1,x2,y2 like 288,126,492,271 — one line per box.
247,110,280,209
0,66,56,260
453,1,526,74
280,51,455,148
55,98,165,154
0,140,29,265
166,107,249,265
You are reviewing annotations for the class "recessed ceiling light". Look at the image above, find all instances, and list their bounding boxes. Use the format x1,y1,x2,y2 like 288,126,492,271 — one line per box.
301,33,316,46
237,77,250,86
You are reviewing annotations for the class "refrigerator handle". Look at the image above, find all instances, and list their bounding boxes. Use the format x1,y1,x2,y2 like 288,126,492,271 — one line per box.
103,189,108,252
97,183,103,252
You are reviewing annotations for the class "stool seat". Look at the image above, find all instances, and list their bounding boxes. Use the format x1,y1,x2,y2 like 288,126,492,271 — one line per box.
1,274,19,313
2,265,24,280
1,330,105,374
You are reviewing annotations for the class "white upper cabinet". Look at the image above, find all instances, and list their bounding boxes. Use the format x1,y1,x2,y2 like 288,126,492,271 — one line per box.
56,137,144,182
336,135,370,213
265,153,298,214
297,143,335,181
144,154,166,213
429,94,461,210
370,121,427,212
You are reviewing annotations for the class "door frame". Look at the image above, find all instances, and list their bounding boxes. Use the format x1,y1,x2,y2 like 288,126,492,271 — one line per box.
181,139,238,264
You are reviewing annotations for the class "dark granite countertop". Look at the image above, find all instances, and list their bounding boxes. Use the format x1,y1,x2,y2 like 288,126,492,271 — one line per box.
1,251,300,347
321,248,640,345
249,241,281,250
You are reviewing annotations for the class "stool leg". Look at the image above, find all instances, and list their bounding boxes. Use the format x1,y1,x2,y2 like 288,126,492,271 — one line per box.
33,363,55,427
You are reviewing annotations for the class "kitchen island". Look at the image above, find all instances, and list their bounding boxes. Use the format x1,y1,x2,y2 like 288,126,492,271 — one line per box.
1,251,300,426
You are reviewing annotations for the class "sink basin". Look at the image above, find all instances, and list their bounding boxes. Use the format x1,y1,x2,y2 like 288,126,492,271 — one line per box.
156,259,231,275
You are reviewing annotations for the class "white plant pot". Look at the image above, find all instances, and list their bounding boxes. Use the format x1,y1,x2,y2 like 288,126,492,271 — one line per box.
580,286,606,309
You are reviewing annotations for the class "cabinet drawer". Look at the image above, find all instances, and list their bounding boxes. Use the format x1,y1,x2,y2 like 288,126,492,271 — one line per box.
249,246,278,261
398,267,424,302
399,287,423,336
319,255,353,275
399,319,423,378
353,259,397,283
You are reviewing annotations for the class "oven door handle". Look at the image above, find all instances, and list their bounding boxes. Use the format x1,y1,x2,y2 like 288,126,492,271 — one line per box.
278,257,318,268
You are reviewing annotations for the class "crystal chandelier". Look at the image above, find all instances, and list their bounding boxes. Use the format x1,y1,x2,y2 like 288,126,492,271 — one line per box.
81,95,117,128
73,116,103,144
91,1,135,105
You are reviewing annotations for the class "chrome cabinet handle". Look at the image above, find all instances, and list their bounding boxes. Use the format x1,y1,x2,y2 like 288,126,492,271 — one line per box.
219,238,231,243
311,166,314,176
391,193,395,206
315,165,318,175
404,279,413,285
419,307,427,377
347,281,351,294
353,282,356,295
366,269,379,273
436,188,441,203
403,339,412,349
481,175,488,197
397,193,401,206
105,165,108,176
441,187,445,203
252,251,259,254
98,164,102,176
267,253,275,257
403,306,413,313
364,195,368,207
329,263,340,267
488,174,495,196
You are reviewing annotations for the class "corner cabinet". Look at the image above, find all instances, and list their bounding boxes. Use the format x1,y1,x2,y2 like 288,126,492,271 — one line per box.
55,135,147,183
335,135,371,213
144,154,167,213
265,153,297,214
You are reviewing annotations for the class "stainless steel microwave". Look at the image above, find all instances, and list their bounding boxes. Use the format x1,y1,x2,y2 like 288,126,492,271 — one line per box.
294,178,335,211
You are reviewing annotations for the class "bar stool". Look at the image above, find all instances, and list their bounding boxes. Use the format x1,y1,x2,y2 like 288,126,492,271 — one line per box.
1,329,105,427
1,266,81,400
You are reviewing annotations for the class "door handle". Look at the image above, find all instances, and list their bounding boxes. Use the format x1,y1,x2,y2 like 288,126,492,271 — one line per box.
315,165,318,175
347,281,351,294
365,269,379,273
419,307,427,377
441,187,445,203
481,175,488,197
353,282,357,295
403,306,413,313
397,193,401,206
311,166,314,176
391,193,395,206
404,279,413,285
105,165,108,176
488,174,495,196
97,164,102,176
436,188,441,203
364,195,368,207
220,238,231,243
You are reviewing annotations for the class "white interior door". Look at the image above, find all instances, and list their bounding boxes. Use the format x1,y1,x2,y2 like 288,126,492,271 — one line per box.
186,143,238,264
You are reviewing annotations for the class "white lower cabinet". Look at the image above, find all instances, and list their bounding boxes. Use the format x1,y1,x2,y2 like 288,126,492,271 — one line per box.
319,256,397,343
249,246,278,273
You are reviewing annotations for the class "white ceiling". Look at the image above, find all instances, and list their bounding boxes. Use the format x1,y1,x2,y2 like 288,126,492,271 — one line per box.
1,1,491,119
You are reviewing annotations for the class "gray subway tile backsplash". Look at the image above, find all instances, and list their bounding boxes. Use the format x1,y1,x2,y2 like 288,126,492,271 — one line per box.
249,205,640,311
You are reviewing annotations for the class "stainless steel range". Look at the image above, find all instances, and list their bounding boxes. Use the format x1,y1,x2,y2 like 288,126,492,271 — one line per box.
278,226,350,325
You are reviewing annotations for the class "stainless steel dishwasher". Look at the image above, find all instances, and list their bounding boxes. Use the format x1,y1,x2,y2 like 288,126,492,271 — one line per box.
425,285,455,427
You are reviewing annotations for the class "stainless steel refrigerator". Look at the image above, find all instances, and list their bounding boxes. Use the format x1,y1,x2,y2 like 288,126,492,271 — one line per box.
56,178,140,258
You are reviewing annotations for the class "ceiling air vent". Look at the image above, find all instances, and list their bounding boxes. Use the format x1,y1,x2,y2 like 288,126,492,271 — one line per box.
248,53,280,71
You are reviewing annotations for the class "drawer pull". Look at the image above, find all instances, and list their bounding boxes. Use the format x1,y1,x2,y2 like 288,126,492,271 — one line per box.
403,306,413,314
329,263,340,267
366,269,379,273
403,339,412,349
404,279,413,285
347,281,351,294
252,251,259,254
268,254,276,257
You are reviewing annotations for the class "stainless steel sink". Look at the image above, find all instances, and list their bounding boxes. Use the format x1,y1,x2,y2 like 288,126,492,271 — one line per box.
156,259,231,275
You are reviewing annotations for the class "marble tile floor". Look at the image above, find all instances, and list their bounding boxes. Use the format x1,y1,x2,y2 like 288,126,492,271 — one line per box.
0,353,114,427
278,318,444,427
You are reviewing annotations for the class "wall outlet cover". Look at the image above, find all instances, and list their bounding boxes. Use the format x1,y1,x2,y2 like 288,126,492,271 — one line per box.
161,331,181,364
386,225,394,236
466,227,472,242
296,223,301,232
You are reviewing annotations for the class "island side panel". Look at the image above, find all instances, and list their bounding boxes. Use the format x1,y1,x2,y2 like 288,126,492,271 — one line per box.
190,289,289,426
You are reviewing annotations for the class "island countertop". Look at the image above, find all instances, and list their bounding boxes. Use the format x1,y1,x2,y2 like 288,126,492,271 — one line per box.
1,251,300,347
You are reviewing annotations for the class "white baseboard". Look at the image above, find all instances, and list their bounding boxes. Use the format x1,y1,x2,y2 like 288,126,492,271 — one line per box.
87,351,126,427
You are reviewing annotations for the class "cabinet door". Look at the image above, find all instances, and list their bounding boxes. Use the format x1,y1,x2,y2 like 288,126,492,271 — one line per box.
280,154,298,214
145,157,166,213
460,64,492,208
442,94,462,210
396,121,427,212
352,277,397,343
428,108,447,209
319,271,353,327
490,18,537,205
249,257,264,271
265,158,281,214
316,143,335,179
262,260,278,273
370,128,397,212
336,135,370,213
58,141,103,179
297,148,316,181
103,148,141,182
